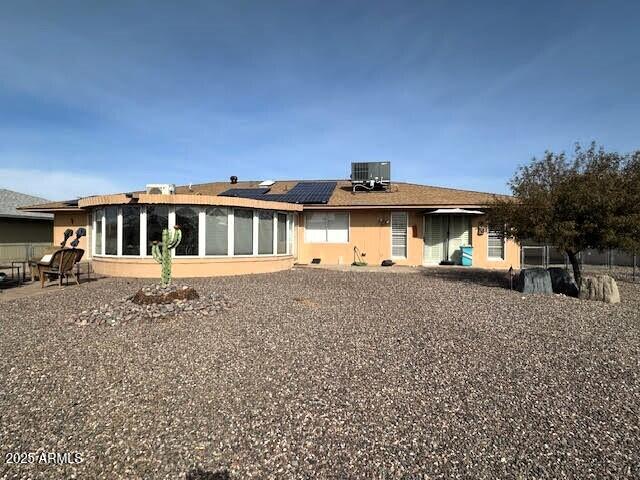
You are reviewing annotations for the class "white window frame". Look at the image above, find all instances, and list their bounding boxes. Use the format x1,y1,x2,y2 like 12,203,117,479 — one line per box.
390,211,408,259
91,205,295,259
232,208,255,257
276,211,288,256
168,206,176,258
286,213,293,256
254,210,277,257
203,206,230,257
304,211,350,244
120,205,143,257
487,225,506,261
252,210,260,256
227,209,234,256
141,204,168,258
92,209,105,257
139,206,147,258
173,205,201,258
99,206,119,257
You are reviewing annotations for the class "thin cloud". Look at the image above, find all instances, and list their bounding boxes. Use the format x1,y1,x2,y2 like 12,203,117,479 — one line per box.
0,168,129,200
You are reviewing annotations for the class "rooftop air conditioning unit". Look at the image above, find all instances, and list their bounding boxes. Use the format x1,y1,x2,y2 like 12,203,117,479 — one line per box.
351,162,391,192
145,183,176,195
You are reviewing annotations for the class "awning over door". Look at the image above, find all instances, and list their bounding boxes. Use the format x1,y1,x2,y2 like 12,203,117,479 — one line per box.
425,208,484,215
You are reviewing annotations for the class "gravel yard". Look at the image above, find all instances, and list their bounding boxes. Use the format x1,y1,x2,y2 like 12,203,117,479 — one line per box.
1,269,639,479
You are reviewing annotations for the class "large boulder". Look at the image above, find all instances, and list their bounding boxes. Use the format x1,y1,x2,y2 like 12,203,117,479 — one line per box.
517,268,553,294
548,267,579,297
579,274,621,304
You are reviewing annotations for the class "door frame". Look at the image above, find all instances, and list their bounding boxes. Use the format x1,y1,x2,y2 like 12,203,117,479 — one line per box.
423,214,447,266
423,214,471,266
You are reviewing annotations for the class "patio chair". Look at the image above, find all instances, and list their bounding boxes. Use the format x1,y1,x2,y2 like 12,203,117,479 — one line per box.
29,245,59,281
38,248,85,288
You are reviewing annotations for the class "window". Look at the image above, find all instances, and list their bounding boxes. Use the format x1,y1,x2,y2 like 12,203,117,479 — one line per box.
277,213,287,254
391,212,407,257
305,212,328,243
305,212,349,243
234,209,253,255
95,209,103,255
205,207,228,255
488,226,505,259
146,205,169,255
257,211,274,255
122,206,140,256
93,205,295,259
287,213,295,255
175,206,199,256
104,206,118,255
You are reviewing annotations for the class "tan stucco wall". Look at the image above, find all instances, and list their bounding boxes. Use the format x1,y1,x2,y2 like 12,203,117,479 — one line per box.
53,212,90,254
295,210,425,266
52,208,520,277
92,255,294,278
469,216,520,269
0,217,53,243
296,210,520,269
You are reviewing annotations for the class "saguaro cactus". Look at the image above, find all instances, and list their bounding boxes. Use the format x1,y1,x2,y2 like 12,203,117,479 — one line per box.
151,226,182,286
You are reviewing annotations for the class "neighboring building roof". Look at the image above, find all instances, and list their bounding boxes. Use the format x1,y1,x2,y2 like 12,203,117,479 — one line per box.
18,198,80,212
0,189,54,220
20,179,508,212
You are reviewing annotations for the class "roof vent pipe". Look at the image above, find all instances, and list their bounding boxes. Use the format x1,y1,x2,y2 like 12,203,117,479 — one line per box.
230,176,238,184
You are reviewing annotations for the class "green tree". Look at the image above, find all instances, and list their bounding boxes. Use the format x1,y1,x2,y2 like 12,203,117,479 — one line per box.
489,142,639,288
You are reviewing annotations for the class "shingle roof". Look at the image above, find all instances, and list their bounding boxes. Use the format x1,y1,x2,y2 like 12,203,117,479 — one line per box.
0,189,54,220
18,199,80,212
177,180,506,207
20,180,508,212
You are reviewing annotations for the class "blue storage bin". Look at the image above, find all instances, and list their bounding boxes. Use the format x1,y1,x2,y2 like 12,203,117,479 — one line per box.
460,245,473,266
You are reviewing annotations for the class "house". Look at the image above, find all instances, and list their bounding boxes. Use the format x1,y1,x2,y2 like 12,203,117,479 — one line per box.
0,189,53,245
20,164,520,277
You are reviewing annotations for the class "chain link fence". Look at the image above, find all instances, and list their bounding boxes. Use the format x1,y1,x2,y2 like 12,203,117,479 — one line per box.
521,245,638,282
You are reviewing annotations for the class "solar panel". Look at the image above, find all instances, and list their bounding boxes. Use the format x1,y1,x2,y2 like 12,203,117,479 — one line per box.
281,182,336,204
219,188,270,199
218,182,336,204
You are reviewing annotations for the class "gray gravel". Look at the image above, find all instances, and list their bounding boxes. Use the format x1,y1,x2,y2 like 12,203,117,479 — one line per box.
1,269,639,479
75,284,232,326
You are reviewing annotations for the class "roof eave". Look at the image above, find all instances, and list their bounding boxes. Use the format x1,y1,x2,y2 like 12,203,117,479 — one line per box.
302,203,493,210
0,213,54,220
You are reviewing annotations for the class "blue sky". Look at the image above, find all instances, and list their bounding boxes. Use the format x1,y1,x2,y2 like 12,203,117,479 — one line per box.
0,1,639,199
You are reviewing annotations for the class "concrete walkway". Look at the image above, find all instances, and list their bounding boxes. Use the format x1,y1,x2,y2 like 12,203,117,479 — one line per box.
294,264,425,274
0,278,103,303
294,263,512,274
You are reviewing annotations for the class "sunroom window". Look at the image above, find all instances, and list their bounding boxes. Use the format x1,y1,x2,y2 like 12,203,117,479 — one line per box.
92,206,294,259
95,209,103,255
122,206,140,256
234,209,253,255
175,206,199,256
205,207,228,256
104,206,118,255
277,213,287,254
258,211,274,255
146,205,169,255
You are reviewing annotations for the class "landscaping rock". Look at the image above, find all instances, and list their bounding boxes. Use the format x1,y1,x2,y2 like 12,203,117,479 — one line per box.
548,267,579,297
517,268,553,294
74,283,231,325
579,274,621,304
132,284,199,305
